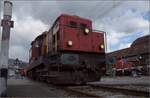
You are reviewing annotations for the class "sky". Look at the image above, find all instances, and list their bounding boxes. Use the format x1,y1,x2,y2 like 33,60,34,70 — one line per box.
0,0,149,62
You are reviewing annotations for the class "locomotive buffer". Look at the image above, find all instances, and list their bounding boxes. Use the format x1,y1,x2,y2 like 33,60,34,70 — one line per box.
0,1,14,97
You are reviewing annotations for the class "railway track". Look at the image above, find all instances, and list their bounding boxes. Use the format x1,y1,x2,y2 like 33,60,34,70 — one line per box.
61,84,149,97
31,79,149,97
89,84,149,97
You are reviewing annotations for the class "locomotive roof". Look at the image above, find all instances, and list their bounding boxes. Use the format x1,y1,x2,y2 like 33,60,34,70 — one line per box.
31,31,47,45
31,14,92,45
31,14,93,45
60,14,92,21
48,14,92,32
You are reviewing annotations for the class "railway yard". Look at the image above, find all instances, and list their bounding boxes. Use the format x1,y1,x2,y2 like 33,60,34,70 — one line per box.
7,76,149,97
0,0,150,97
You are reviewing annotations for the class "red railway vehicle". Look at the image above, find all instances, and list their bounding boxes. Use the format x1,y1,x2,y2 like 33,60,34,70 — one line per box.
27,14,106,84
113,59,133,70
20,69,27,76
113,59,133,76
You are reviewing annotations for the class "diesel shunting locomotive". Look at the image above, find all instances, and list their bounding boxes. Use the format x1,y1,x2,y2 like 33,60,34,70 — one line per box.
27,14,106,84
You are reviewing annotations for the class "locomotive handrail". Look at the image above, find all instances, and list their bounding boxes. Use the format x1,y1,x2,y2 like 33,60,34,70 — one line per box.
92,29,105,33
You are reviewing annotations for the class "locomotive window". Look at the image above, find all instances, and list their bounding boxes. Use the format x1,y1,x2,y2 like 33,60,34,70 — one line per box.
80,23,87,29
52,35,55,44
57,31,59,40
53,21,59,35
69,21,77,28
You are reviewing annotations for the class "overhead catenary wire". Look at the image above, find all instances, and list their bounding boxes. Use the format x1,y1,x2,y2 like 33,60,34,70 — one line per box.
94,1,123,22
83,0,123,21
85,1,124,53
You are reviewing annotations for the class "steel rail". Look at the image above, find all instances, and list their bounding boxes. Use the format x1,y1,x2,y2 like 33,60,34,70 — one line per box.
89,84,149,97
63,87,101,97
30,79,149,97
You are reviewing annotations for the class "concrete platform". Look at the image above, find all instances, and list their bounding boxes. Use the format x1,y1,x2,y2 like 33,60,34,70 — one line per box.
88,76,150,86
7,78,67,97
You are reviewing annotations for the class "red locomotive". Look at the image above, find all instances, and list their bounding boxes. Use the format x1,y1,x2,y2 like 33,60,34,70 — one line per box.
27,14,106,84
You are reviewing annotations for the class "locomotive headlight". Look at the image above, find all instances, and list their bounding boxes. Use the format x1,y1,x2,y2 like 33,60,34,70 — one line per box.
100,44,104,49
67,40,73,46
84,28,89,34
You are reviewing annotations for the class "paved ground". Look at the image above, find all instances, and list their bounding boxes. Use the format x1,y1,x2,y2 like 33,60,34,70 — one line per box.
88,76,150,86
7,76,150,97
7,78,67,97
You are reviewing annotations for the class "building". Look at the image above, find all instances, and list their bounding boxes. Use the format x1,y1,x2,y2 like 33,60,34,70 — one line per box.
106,35,150,75
8,58,27,78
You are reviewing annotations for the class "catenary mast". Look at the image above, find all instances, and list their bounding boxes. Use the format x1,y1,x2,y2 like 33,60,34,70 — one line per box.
0,1,13,96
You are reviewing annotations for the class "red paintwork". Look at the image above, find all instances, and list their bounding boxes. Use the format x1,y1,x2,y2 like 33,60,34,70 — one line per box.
20,69,27,76
92,32,105,53
29,14,105,63
31,47,39,60
113,59,133,70
28,14,106,84
58,14,105,53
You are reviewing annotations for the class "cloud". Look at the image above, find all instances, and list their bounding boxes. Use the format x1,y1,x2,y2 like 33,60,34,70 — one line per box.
9,45,27,62
143,10,150,21
93,1,149,52
0,0,149,61
1,1,124,61
12,1,122,25
9,15,48,61
118,43,131,50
